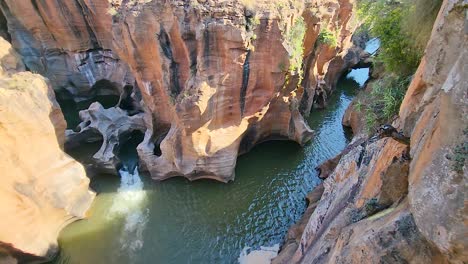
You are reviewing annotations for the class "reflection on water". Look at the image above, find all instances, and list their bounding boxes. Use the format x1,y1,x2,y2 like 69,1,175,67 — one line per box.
52,64,370,264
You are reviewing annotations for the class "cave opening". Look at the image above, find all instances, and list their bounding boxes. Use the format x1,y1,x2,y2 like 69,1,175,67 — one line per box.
117,84,144,116
65,130,104,168
117,130,145,172
56,79,122,129
153,130,169,157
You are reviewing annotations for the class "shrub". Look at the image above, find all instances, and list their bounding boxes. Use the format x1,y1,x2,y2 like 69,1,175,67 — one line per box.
452,141,467,174
285,16,306,76
357,0,442,76
353,0,442,134
356,75,411,132
403,0,443,51
318,29,338,47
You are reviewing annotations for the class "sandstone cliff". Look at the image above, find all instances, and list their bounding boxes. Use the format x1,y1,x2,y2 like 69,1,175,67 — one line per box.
275,0,467,263
0,0,366,181
0,38,95,262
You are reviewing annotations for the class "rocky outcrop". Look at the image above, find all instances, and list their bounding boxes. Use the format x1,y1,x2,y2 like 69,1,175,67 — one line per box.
398,0,467,261
286,137,421,263
342,98,365,135
272,184,325,264
0,0,366,182
0,38,95,262
0,0,134,100
276,0,467,263
66,102,146,174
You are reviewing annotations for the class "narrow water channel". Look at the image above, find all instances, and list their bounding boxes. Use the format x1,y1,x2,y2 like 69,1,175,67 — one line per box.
52,40,377,264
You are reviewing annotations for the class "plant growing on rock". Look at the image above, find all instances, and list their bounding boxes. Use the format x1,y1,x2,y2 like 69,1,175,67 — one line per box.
318,28,338,47
357,0,442,76
284,16,306,77
356,75,411,132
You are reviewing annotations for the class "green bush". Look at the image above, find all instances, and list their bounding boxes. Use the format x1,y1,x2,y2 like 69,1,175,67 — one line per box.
403,0,443,51
318,29,338,47
353,0,442,134
356,75,411,132
285,16,306,75
357,0,442,76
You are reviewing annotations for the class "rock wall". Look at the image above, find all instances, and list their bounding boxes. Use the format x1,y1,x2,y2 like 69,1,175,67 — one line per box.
398,0,467,261
0,38,95,262
275,0,467,263
0,0,365,182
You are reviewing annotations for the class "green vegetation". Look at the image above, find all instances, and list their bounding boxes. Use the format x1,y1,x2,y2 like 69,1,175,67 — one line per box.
354,0,442,133
355,75,411,132
358,0,442,73
357,0,442,76
318,28,338,47
285,16,306,76
452,141,467,174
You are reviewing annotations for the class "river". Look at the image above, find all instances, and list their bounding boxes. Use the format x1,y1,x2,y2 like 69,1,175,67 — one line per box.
51,40,378,264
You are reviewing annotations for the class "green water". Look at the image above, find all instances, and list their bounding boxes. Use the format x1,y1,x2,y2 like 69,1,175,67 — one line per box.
52,67,369,264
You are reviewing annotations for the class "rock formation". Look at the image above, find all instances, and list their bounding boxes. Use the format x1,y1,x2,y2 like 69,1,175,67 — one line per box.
398,0,467,260
0,38,95,262
0,0,367,181
66,102,146,174
275,0,467,262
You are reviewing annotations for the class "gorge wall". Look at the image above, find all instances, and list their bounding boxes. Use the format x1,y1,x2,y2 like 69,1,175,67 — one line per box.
275,0,467,263
0,0,367,182
0,38,95,262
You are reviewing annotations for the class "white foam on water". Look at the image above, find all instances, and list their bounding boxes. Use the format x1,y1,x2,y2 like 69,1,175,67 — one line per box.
238,244,280,264
108,167,149,257
108,167,147,216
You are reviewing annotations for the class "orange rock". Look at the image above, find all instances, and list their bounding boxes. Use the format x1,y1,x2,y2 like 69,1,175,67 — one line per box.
1,0,364,181
0,38,95,262
398,0,467,262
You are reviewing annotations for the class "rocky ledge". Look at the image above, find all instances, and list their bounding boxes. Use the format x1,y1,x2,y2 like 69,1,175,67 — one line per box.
275,0,467,263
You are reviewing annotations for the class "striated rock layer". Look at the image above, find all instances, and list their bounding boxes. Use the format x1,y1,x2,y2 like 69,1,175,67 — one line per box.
276,0,467,263
0,0,365,181
398,0,467,261
0,38,95,262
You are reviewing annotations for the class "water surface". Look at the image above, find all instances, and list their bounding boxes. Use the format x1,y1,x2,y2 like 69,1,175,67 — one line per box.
52,63,370,264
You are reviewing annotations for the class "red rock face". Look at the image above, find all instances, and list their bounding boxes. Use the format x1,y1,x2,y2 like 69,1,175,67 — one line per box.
1,0,362,181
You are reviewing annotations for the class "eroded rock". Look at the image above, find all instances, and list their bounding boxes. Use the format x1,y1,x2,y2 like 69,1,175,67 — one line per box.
285,137,422,263
280,1,466,263
66,102,146,174
398,0,468,261
0,38,95,262
0,0,367,182
328,202,447,264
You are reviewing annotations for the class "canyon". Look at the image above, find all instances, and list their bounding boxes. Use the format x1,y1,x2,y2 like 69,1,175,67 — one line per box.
0,0,367,182
274,0,467,263
0,0,465,263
